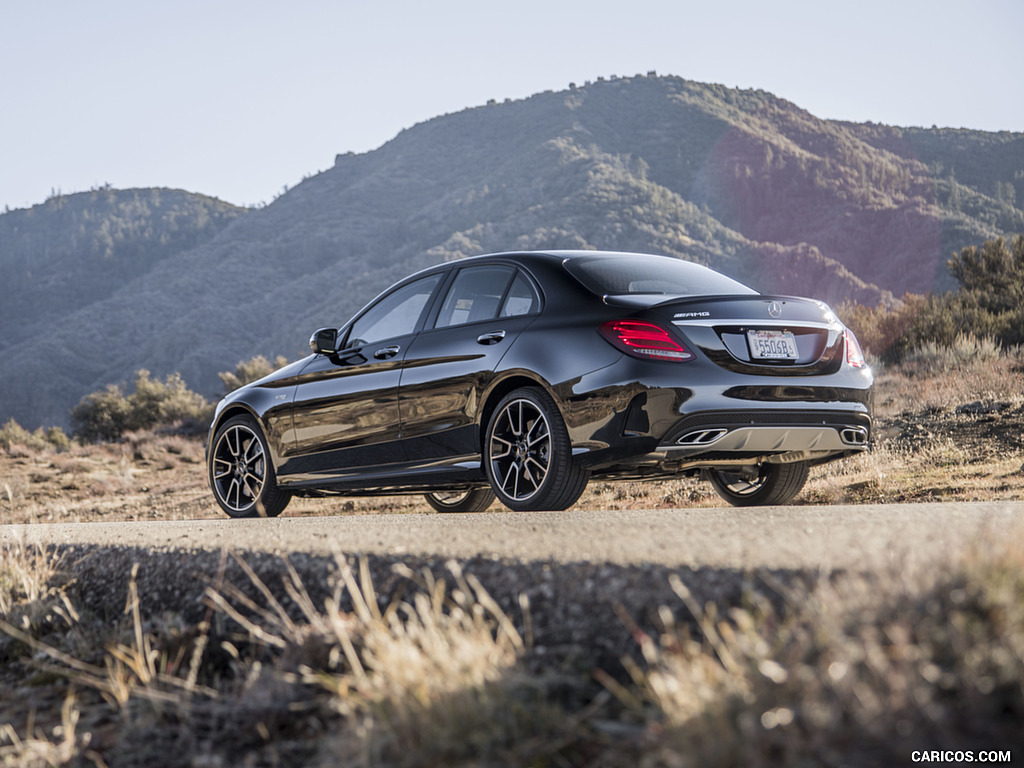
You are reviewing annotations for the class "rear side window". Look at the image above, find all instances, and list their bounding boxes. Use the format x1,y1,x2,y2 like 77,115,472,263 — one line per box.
500,271,540,317
435,265,516,328
564,255,757,297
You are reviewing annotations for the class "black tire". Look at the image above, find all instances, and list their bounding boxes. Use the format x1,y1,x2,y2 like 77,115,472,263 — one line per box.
707,461,809,507
484,387,589,512
424,488,496,513
209,415,291,518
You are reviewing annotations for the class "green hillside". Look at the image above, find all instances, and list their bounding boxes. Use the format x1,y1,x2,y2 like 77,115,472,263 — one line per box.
0,188,247,349
0,75,1020,430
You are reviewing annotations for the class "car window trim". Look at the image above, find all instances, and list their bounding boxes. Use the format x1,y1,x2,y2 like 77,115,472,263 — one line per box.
422,263,545,333
340,271,446,349
498,268,543,319
432,264,517,330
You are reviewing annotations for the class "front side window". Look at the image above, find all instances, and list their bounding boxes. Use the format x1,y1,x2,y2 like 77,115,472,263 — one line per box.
435,265,516,328
346,274,442,347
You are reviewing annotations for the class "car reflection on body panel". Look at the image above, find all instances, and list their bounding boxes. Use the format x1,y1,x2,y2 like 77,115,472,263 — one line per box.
207,250,873,517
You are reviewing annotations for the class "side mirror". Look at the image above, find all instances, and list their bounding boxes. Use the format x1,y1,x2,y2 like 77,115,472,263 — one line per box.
309,327,338,355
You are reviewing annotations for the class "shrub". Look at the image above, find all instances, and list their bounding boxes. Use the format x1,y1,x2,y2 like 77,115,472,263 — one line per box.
218,355,289,394
838,294,928,359
0,418,71,453
885,235,1024,360
899,333,1002,377
70,370,212,442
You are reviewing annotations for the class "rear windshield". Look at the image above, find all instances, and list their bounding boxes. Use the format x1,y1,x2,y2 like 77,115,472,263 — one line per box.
564,254,758,297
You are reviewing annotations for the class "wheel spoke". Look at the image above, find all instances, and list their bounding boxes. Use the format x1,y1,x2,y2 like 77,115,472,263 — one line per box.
501,460,520,497
490,436,513,459
227,478,242,509
524,456,547,486
432,491,468,504
526,419,548,447
242,471,262,494
244,438,263,465
719,469,767,495
521,462,538,493
241,475,258,501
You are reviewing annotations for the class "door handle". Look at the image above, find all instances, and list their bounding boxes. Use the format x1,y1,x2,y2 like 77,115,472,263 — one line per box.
476,330,506,345
374,344,401,360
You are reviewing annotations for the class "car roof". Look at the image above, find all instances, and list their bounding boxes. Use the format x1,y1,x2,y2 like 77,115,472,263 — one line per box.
398,250,688,286
448,250,679,266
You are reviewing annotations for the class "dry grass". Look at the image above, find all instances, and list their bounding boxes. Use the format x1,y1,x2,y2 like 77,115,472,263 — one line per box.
0,694,92,768
1,536,1021,766
0,550,584,766
618,539,1024,766
873,346,1024,418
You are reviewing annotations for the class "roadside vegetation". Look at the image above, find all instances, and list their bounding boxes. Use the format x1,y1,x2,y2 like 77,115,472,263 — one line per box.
0,532,1020,766
840,234,1024,361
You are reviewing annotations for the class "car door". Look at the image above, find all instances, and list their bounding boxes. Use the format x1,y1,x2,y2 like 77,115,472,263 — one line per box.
399,265,542,465
282,273,444,480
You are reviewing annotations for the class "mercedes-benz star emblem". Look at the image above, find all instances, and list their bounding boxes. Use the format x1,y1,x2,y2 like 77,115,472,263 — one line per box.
767,301,782,318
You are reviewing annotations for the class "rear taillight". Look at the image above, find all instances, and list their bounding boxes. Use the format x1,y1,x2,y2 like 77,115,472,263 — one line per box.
845,329,867,368
599,320,694,362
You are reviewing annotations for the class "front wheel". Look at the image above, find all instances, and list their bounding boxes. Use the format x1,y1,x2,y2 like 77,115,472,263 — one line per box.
707,462,809,507
484,387,588,512
424,488,495,513
209,415,291,518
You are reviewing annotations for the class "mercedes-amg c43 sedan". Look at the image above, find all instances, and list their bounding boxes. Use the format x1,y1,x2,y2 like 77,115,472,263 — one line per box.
207,251,872,517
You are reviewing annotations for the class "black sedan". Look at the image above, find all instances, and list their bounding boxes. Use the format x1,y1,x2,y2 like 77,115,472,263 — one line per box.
207,251,872,516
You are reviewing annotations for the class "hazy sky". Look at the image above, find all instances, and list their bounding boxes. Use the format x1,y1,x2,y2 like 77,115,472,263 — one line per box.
2,0,1021,212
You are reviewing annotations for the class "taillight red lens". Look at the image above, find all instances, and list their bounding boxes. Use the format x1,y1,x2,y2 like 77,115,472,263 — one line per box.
599,320,694,362
845,329,867,368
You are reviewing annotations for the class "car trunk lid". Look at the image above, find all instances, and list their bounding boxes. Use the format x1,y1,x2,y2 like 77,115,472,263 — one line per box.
620,294,846,375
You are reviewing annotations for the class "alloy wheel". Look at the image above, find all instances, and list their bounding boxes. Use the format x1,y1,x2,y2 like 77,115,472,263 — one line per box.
488,398,551,502
211,423,267,513
423,487,495,513
713,466,769,497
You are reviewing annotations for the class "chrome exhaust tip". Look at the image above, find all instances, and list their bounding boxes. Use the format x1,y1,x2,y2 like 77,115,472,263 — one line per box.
840,427,868,446
677,428,729,446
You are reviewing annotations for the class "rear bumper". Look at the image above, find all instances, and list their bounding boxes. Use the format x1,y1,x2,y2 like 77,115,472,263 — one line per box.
578,406,870,479
550,343,873,480
660,423,867,457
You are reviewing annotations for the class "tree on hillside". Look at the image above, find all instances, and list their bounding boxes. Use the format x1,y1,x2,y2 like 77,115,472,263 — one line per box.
891,235,1024,358
947,235,1024,312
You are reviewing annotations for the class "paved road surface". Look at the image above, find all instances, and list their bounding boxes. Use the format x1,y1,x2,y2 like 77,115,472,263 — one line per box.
3,501,1020,572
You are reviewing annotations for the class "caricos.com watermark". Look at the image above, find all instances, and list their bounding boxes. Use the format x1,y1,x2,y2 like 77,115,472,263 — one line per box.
911,751,1012,763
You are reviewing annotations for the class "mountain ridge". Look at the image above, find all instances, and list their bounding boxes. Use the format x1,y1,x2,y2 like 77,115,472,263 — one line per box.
1,75,1021,430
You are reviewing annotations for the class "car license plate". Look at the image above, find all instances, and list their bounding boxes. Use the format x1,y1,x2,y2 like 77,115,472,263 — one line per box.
747,329,799,360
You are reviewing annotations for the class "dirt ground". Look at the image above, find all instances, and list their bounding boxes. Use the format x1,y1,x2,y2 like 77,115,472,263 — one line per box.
2,365,1022,526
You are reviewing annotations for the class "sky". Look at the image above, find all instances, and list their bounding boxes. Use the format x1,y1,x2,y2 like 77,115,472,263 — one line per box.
2,0,1021,212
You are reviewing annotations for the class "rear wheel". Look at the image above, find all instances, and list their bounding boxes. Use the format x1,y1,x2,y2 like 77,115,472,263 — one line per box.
707,462,809,507
484,387,588,512
424,488,495,513
209,415,291,518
